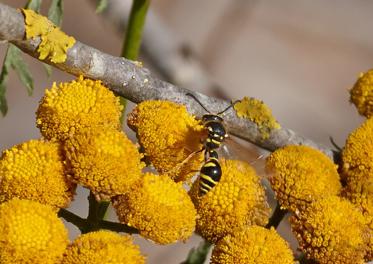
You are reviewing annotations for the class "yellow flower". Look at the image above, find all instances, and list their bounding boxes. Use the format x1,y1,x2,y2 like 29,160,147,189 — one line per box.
350,70,373,118
342,117,373,192
266,145,341,212
343,182,373,261
64,127,144,198
22,9,75,63
127,100,204,182
189,159,270,243
0,139,75,208
290,196,368,264
0,199,69,264
211,226,294,264
233,96,280,139
113,173,196,244
62,230,145,264
36,76,122,141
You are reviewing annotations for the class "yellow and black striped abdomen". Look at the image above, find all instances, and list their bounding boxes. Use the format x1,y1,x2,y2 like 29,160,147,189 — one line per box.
199,159,222,195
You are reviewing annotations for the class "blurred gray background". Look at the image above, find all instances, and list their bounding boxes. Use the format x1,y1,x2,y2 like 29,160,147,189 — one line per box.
0,0,370,263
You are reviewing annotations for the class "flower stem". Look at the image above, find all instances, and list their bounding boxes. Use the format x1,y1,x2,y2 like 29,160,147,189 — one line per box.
99,220,138,234
266,202,288,229
181,240,212,264
58,208,86,232
121,0,150,60
81,192,110,233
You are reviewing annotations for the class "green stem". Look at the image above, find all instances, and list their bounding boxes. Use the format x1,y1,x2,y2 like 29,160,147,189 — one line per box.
81,192,111,233
99,220,138,234
266,202,288,229
181,240,212,264
121,0,150,60
58,208,87,232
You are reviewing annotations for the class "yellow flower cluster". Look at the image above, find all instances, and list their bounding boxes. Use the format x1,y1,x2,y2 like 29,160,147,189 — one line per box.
23,9,75,63
0,139,75,208
36,76,122,141
0,199,69,264
211,226,294,264
266,145,341,212
350,70,373,118
189,159,270,243
128,100,204,182
113,173,196,244
291,196,368,264
64,128,144,198
342,117,373,192
62,231,145,264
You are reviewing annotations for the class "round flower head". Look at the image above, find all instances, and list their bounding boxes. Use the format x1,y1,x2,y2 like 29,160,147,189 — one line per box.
113,173,196,244
350,70,373,118
342,117,373,192
0,199,69,264
266,145,341,212
189,159,270,243
0,139,75,208
211,226,294,264
62,230,145,264
127,100,204,182
36,76,122,141
64,128,144,198
290,196,369,264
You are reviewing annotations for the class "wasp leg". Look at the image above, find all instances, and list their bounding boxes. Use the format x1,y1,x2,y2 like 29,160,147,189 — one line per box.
164,148,204,177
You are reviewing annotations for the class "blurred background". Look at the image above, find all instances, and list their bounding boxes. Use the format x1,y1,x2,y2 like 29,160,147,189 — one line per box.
0,0,371,263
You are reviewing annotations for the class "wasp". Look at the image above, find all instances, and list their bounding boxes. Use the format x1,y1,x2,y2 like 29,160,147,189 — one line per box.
186,93,237,196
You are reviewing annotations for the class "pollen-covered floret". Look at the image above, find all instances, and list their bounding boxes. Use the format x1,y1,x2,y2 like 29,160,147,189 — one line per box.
64,128,144,198
350,70,373,118
210,226,294,264
128,100,204,182
0,199,69,264
266,145,341,212
0,139,75,208
62,230,145,264
113,173,196,244
290,196,368,264
189,159,270,243
36,76,122,141
342,117,373,193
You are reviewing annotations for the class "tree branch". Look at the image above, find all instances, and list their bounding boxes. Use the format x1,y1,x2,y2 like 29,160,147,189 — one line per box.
96,0,221,93
0,3,333,158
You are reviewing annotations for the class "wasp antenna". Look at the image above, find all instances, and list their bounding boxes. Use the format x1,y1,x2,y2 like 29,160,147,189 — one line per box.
216,100,240,115
186,93,211,113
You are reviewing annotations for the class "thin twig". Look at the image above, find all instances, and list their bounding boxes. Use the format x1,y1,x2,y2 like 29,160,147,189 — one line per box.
0,3,333,158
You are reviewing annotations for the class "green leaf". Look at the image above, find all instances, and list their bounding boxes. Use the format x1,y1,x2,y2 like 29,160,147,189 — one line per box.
181,241,212,264
0,57,9,116
25,0,42,12
48,0,63,26
96,0,108,13
0,44,35,116
8,45,34,96
43,63,52,78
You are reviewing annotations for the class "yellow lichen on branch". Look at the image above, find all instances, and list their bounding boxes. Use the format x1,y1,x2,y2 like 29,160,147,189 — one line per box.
234,96,280,139
22,9,75,63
